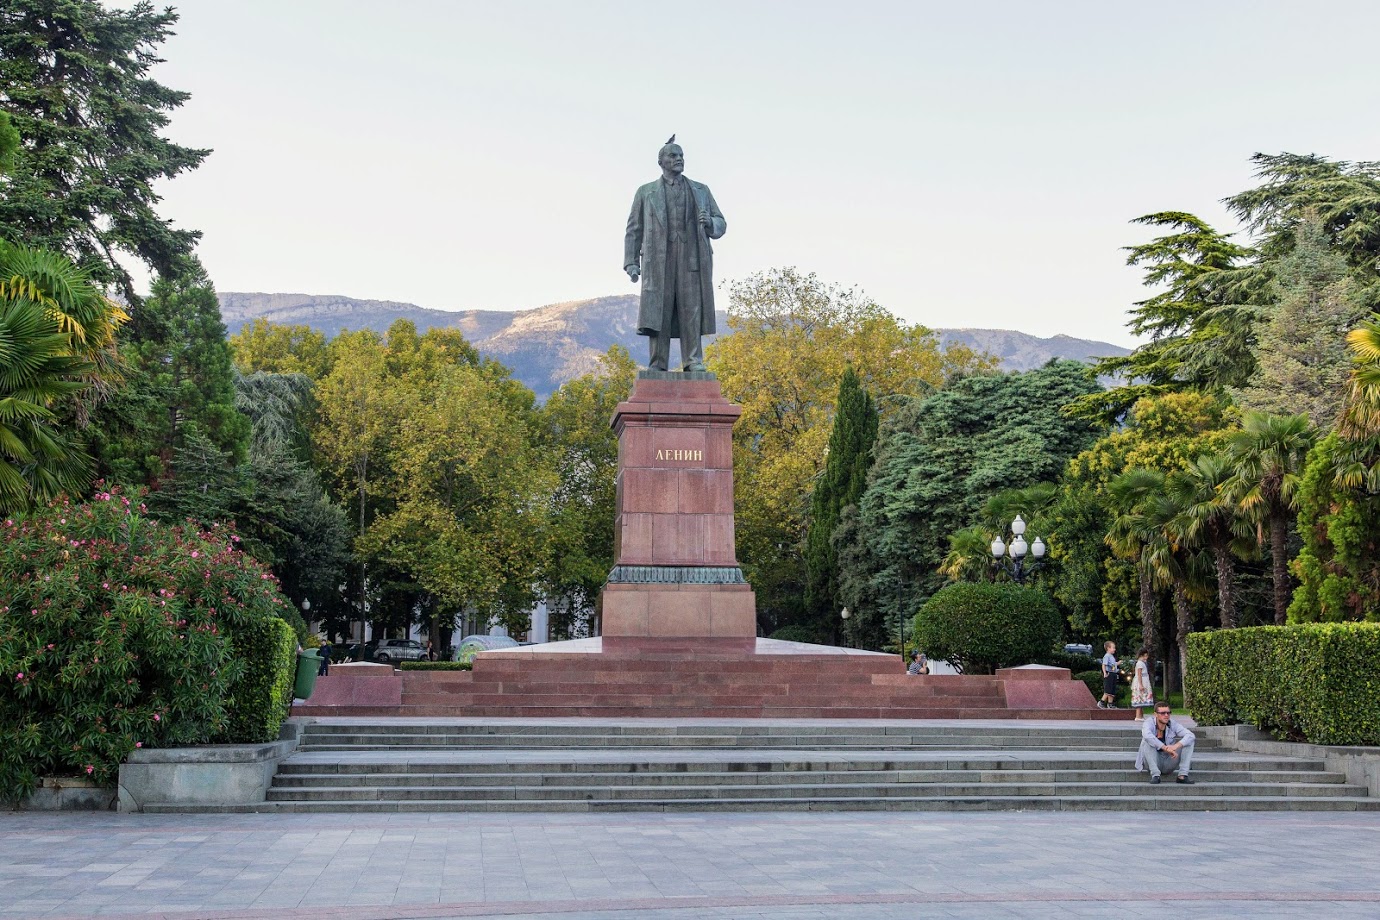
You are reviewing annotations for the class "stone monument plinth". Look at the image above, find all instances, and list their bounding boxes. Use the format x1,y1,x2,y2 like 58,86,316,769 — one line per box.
598,371,756,649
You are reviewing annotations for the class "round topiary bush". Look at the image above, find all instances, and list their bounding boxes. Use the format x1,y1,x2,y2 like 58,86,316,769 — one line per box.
0,488,298,800
912,582,1063,675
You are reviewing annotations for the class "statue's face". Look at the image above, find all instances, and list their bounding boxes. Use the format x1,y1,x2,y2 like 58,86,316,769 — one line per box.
659,145,684,175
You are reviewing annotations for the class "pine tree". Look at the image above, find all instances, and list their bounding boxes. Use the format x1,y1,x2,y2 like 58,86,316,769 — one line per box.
1234,219,1369,427
87,259,249,489
804,367,878,643
0,0,208,302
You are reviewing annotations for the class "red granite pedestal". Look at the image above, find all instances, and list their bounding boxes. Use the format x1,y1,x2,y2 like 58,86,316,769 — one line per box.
598,372,756,651
294,373,1123,720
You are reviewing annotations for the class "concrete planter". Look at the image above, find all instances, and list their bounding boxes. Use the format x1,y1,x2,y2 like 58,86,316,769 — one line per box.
116,724,301,813
16,776,116,811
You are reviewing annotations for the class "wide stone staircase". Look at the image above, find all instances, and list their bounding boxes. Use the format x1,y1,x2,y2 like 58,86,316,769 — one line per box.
147,719,1380,813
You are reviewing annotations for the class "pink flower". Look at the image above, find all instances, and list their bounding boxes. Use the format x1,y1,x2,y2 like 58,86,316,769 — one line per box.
135,742,143,749
15,673,23,680
102,583,109,589
191,551,200,558
153,714,160,721
85,765,94,774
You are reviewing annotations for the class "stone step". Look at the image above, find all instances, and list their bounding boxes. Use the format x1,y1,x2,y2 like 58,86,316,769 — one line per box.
386,706,1093,719
264,779,1369,802
299,728,1153,739
145,794,1380,814
295,732,1188,749
275,754,1316,775
271,768,1346,788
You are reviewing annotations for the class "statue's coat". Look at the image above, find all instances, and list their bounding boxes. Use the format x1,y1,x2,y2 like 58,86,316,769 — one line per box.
623,177,726,338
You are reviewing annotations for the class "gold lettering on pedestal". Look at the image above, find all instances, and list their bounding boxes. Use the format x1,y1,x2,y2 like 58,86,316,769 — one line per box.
656,449,703,462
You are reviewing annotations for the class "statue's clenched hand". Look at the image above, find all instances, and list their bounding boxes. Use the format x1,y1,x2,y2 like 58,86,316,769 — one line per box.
626,265,640,283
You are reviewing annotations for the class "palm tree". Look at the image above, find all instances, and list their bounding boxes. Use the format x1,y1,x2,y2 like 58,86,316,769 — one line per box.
939,525,996,584
1224,412,1316,625
1340,313,1380,446
0,240,125,511
1107,468,1166,671
1165,455,1252,629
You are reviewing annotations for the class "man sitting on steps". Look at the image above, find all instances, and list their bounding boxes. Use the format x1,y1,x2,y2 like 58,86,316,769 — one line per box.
1136,700,1196,785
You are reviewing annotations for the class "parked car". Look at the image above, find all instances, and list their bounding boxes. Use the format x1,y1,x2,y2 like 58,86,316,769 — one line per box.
373,639,428,664
1062,643,1094,656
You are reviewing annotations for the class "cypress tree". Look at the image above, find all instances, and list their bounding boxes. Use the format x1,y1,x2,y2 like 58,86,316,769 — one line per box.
804,367,878,643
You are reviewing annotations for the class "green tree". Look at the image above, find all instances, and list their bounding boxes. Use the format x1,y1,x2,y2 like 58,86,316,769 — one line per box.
0,239,125,510
805,367,878,644
1289,432,1380,623
1223,412,1316,625
0,1,208,302
710,268,994,635
1290,316,1380,623
1234,219,1369,426
86,260,249,489
1165,455,1252,629
1106,468,1167,669
538,346,636,639
1225,153,1380,284
1069,213,1255,425
1044,391,1236,641
229,318,332,380
843,360,1103,647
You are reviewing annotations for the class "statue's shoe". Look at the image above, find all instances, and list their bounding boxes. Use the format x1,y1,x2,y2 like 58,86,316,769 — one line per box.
683,362,708,372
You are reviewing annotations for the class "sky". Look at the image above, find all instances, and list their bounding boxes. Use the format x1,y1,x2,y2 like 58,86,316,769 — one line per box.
141,0,1380,347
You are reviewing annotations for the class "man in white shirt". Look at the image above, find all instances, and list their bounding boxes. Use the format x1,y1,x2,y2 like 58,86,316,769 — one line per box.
1136,700,1196,785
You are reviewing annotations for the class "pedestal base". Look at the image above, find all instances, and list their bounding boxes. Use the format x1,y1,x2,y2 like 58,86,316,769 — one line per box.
600,582,757,640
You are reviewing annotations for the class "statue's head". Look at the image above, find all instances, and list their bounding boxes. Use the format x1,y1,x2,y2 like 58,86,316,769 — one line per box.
658,142,684,175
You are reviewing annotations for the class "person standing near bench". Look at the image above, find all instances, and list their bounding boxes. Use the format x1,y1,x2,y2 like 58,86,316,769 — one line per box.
1136,700,1196,785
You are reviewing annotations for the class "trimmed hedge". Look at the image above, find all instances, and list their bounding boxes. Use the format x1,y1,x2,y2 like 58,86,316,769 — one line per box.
912,582,1063,675
1186,624,1380,745
216,617,297,744
400,661,473,671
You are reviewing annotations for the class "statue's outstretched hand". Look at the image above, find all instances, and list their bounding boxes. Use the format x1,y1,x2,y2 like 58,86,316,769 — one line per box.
626,265,640,283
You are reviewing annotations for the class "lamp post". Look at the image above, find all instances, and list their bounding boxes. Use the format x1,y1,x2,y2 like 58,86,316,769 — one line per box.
840,606,850,648
990,514,1048,584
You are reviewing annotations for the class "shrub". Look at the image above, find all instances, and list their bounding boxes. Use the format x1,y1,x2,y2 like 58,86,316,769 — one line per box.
1186,624,1380,745
769,624,826,645
0,490,298,799
401,661,473,671
912,582,1062,674
217,617,297,744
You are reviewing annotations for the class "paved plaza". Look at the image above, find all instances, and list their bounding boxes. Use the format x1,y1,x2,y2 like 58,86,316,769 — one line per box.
2,809,1378,919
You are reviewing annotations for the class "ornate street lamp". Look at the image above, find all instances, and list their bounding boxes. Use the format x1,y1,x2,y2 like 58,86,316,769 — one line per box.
990,514,1048,584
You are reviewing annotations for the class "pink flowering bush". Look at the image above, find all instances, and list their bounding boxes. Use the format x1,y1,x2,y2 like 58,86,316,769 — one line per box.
0,488,298,799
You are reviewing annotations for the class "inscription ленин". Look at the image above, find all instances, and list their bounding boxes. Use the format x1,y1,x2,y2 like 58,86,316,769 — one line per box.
656,449,702,462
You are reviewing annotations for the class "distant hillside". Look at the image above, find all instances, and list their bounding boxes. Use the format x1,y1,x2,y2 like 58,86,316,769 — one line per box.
219,292,1130,400
936,328,1130,371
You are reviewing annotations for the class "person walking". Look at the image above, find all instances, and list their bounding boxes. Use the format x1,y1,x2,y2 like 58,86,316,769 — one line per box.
1130,647,1154,719
1098,640,1120,709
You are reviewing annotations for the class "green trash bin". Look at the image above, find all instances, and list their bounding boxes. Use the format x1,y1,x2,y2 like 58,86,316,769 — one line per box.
294,651,320,700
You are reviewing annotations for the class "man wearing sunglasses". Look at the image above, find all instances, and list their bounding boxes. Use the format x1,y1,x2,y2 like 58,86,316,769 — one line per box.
1136,700,1196,785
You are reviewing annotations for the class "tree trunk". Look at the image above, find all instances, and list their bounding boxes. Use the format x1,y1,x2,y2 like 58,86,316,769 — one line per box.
1270,507,1291,625
1213,538,1238,629
1173,578,1193,710
1138,561,1158,680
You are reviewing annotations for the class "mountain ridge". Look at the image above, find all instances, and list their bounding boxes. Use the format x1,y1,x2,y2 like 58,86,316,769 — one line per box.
218,292,1130,400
